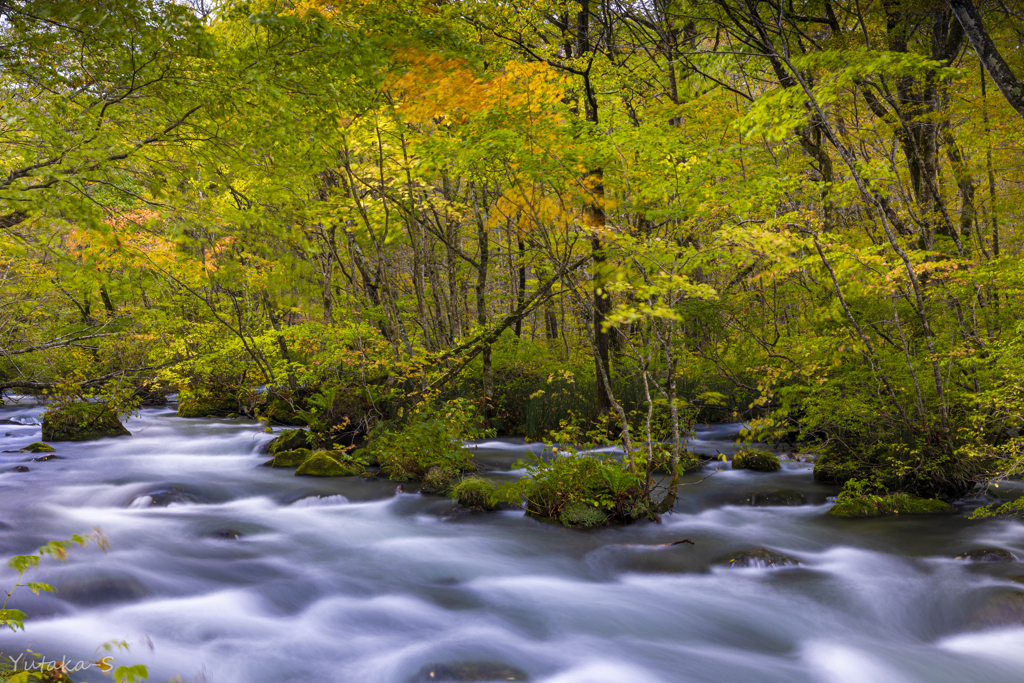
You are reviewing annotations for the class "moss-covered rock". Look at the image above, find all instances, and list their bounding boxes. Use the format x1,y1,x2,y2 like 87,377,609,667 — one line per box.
41,403,130,441
23,442,55,453
176,388,239,418
559,501,608,528
262,397,308,426
956,547,1017,563
828,493,953,518
266,429,311,455
421,466,457,495
265,448,312,467
451,476,498,510
747,489,806,506
731,450,781,472
294,452,363,477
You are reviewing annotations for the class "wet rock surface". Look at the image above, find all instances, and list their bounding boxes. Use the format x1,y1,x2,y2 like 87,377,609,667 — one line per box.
410,661,530,682
746,490,806,507
714,547,800,569
957,548,1018,563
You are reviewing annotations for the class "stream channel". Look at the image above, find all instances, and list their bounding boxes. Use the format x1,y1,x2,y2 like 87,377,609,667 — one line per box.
2,402,1024,682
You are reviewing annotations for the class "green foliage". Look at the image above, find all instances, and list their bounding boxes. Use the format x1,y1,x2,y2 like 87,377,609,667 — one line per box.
732,450,782,472
365,398,491,482
559,501,609,528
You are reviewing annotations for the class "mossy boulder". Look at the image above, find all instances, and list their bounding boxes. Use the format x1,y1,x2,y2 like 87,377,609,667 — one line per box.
731,450,781,472
559,501,608,528
451,476,498,510
421,466,457,495
265,448,312,467
266,429,311,455
176,389,239,418
828,493,953,518
262,397,308,426
294,452,363,477
41,403,130,441
23,442,55,453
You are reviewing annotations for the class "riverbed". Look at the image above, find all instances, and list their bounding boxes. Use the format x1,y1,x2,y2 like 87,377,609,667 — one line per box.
2,403,1024,682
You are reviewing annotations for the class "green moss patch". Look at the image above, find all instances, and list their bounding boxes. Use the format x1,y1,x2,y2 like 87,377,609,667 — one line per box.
265,448,312,467
732,450,781,472
451,476,498,510
828,493,953,518
294,452,363,477
41,403,130,441
23,442,55,453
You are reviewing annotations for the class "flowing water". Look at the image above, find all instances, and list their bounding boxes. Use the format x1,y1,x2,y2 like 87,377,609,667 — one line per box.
2,403,1024,683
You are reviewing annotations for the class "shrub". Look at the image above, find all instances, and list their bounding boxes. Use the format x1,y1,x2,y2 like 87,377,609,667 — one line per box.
732,450,781,472
363,398,490,482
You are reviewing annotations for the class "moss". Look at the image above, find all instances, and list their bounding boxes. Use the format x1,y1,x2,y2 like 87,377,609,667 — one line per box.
266,448,312,467
422,466,457,494
267,429,310,455
732,450,781,472
23,442,55,453
262,397,308,426
41,402,130,441
559,501,608,528
294,452,362,477
451,476,498,510
176,389,239,418
828,493,954,517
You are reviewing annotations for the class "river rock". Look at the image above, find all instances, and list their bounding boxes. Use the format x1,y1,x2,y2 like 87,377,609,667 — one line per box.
23,442,55,453
294,452,362,477
747,490,806,506
266,429,311,455
29,454,63,462
956,548,1018,563
714,547,800,569
731,450,781,472
264,448,312,467
131,487,207,507
828,493,953,517
5,465,29,473
410,660,530,682
42,403,130,441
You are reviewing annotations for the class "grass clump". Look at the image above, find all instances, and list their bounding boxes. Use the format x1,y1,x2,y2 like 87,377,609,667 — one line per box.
451,476,498,510
732,450,781,472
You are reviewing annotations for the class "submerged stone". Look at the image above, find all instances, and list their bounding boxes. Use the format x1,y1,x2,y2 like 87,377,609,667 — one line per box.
957,548,1018,563
5,465,29,473
294,452,362,477
42,402,130,441
30,454,63,462
410,660,530,682
966,590,1024,630
715,547,800,569
58,573,147,606
747,489,806,507
731,451,781,472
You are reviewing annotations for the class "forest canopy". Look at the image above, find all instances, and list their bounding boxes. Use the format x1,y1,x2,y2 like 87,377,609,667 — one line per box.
3,0,1024,508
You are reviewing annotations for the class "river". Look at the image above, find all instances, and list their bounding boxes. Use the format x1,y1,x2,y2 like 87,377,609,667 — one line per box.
2,403,1024,682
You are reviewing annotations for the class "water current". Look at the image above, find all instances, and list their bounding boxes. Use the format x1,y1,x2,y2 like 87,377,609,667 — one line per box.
2,402,1024,682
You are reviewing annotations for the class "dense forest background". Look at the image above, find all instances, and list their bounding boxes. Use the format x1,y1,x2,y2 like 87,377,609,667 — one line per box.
3,0,1024,512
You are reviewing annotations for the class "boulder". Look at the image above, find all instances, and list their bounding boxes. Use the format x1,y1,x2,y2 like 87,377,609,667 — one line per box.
966,589,1024,630
715,547,800,569
451,476,498,510
747,489,806,506
5,465,29,473
294,452,362,477
956,548,1018,563
30,454,63,462
264,448,312,468
41,403,130,441
829,493,953,518
266,429,311,455
23,442,55,453
410,661,530,682
731,450,781,472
